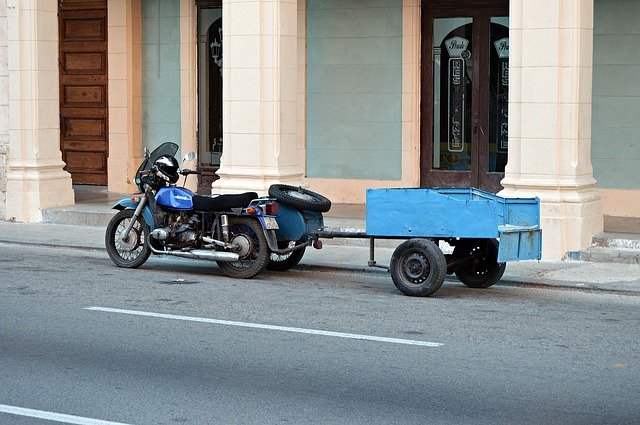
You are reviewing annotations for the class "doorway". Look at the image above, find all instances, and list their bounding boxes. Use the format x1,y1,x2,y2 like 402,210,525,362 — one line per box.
196,1,223,194
58,0,109,185
420,1,509,193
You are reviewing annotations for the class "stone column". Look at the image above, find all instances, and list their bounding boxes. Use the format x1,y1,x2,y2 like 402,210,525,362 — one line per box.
179,0,198,194
107,0,143,194
0,1,9,219
5,0,74,222
213,0,303,195
501,0,602,259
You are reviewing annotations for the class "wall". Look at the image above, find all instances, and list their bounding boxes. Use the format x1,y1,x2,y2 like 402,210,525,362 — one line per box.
592,0,640,219
141,0,182,157
0,1,8,219
305,0,403,180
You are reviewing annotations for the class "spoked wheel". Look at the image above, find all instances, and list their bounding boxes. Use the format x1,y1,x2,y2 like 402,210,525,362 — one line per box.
453,238,506,288
389,239,446,297
105,209,151,268
268,184,331,213
267,240,306,271
217,216,269,279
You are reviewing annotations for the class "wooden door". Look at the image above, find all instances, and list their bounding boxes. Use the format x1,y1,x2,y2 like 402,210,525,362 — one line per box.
58,1,108,185
420,0,509,193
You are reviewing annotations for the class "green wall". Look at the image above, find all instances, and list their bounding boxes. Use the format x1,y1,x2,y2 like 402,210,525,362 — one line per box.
141,0,182,156
306,0,403,180
592,0,640,189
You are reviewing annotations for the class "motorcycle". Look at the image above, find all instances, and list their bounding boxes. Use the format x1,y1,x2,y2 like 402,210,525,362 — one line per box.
105,142,279,279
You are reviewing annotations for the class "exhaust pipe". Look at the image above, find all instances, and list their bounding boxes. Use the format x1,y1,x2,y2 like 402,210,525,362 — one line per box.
150,246,240,262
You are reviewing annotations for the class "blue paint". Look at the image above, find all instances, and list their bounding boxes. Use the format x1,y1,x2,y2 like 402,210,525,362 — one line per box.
365,187,541,261
111,199,155,229
155,187,194,210
274,204,324,241
497,224,542,262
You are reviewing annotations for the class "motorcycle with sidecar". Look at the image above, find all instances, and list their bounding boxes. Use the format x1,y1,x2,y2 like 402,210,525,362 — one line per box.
105,142,279,279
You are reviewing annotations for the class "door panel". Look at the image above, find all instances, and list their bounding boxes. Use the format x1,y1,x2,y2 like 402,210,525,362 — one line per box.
59,3,108,185
483,16,510,192
196,5,223,194
421,1,508,193
431,17,475,185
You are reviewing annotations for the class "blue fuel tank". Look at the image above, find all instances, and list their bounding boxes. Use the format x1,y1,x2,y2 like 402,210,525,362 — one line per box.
155,187,194,210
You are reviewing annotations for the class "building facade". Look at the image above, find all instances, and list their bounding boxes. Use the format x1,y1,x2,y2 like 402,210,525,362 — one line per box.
0,0,638,259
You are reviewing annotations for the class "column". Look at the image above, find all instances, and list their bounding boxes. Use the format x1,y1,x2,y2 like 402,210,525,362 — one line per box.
0,1,9,219
502,0,602,259
5,0,74,222
213,0,303,195
107,0,143,194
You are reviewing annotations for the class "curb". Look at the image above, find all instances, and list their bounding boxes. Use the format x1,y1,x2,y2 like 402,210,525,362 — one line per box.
2,238,639,297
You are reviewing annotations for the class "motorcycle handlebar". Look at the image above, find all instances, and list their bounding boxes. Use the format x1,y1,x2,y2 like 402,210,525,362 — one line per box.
180,169,203,175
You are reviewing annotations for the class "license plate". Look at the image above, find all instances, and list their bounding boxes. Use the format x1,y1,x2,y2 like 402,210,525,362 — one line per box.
263,217,279,230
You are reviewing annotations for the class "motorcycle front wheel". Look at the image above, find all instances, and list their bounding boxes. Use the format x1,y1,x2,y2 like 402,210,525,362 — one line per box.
217,216,269,279
105,209,151,268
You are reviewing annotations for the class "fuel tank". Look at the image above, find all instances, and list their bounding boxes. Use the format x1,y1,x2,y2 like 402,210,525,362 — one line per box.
155,187,194,210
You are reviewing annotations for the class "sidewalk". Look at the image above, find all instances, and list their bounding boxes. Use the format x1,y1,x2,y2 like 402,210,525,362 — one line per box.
1,218,639,295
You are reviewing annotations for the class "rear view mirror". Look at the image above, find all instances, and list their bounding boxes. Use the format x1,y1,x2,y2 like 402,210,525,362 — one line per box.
183,151,196,162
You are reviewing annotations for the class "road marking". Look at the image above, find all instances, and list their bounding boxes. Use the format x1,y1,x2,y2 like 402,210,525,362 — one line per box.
86,306,443,348
0,404,130,425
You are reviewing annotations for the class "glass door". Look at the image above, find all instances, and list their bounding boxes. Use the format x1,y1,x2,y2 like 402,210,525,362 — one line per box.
197,3,223,193
421,2,509,193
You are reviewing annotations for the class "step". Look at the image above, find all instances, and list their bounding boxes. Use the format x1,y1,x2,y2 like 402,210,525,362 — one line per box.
577,247,640,265
569,232,640,264
42,205,116,227
592,232,640,250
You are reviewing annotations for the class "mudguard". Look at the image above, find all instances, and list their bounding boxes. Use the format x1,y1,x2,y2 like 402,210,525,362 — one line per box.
112,199,155,230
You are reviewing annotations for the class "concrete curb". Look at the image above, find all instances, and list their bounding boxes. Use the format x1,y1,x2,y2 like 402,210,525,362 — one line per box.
2,218,640,296
2,237,639,296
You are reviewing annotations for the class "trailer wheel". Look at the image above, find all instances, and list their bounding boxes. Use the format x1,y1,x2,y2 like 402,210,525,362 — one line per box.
453,238,506,288
390,239,446,297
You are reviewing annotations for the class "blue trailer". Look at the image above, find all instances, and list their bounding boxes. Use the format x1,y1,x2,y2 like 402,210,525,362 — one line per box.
268,185,541,297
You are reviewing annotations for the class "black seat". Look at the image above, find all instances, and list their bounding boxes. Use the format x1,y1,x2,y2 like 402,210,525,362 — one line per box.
192,192,258,212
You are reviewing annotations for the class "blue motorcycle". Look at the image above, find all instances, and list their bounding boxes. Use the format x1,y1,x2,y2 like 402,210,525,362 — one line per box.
105,142,279,279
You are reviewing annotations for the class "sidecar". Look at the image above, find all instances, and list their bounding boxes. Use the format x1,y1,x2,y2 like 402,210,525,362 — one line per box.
265,203,325,271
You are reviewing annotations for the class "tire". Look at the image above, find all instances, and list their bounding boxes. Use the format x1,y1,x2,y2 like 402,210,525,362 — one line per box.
268,184,331,213
105,209,151,268
453,238,506,288
217,216,269,279
267,240,306,271
389,239,447,297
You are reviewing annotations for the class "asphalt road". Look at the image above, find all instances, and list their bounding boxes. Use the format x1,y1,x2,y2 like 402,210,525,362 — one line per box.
0,243,638,424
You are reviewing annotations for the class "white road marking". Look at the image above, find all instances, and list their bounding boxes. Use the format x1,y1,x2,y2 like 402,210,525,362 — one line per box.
86,306,443,347
0,404,130,425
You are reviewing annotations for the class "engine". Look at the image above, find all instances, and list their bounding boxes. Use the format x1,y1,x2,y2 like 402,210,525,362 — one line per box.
150,212,200,249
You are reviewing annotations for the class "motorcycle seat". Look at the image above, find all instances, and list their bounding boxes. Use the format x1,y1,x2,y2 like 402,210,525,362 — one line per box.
192,192,259,212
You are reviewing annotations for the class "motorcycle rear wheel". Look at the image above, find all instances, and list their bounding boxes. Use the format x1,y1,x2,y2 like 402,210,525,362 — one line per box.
105,209,151,268
217,216,269,279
